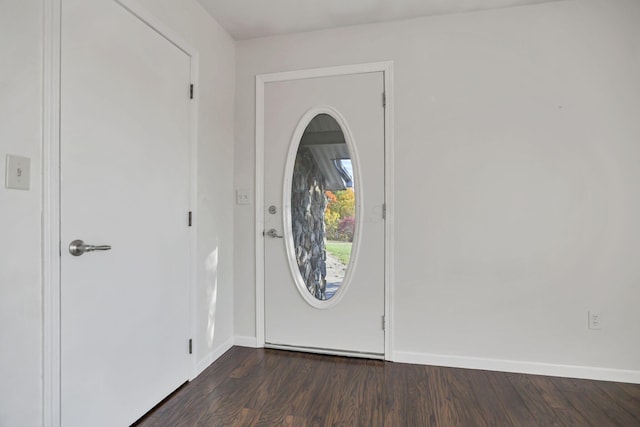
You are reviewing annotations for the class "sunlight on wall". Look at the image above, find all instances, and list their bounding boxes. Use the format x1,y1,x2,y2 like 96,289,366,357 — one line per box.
205,246,219,347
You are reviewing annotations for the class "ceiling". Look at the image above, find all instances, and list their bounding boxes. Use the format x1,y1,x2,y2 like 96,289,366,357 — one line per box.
196,0,560,40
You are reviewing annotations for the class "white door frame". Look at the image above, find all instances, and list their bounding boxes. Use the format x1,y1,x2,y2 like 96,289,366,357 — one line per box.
43,1,200,426
255,62,395,360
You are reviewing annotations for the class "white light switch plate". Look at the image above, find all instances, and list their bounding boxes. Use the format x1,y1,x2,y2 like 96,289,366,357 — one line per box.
5,155,31,190
236,189,251,205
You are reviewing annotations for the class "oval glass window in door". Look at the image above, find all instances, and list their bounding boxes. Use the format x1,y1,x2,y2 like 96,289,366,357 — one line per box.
289,113,357,301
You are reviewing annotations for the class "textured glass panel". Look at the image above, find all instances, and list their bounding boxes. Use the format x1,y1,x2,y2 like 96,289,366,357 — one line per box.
290,114,355,300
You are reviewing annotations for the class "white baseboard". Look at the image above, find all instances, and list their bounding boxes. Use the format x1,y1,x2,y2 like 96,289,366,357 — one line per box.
196,339,640,384
234,335,259,348
394,351,640,384
193,337,234,379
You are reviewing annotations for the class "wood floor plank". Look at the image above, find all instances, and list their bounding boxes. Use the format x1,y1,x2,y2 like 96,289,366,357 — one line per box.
485,371,538,427
250,352,317,424
288,354,336,422
402,364,462,426
577,381,640,426
559,377,640,427
381,362,408,426
445,367,492,426
464,369,515,426
554,377,625,427
324,359,384,426
401,364,440,426
595,381,640,424
524,375,593,426
506,373,565,426
135,347,640,427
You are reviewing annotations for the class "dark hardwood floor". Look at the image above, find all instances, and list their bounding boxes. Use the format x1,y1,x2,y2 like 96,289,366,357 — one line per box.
136,346,640,426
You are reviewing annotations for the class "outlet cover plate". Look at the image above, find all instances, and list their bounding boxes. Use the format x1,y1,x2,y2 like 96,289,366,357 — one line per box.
588,311,602,330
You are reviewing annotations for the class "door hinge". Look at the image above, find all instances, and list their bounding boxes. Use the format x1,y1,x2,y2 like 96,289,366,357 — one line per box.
188,338,193,354
382,203,386,220
188,211,192,227
189,84,194,100
382,315,386,331
382,92,386,108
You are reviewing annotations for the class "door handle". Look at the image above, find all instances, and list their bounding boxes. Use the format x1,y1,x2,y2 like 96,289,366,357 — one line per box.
69,239,112,256
264,229,283,239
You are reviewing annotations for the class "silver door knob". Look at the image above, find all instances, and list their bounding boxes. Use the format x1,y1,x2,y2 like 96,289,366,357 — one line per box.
265,229,283,238
69,239,112,256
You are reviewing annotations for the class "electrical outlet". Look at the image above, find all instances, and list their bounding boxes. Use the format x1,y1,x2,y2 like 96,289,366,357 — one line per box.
588,311,602,330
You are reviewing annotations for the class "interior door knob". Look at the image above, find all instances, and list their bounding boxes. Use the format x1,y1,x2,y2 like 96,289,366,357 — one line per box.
265,229,283,239
69,239,112,256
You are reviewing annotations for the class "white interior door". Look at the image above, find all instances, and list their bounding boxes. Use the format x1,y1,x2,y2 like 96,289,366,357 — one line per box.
264,72,385,356
60,1,192,425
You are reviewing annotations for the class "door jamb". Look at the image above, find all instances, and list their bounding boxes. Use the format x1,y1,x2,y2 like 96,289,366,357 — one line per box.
43,2,200,426
255,62,395,360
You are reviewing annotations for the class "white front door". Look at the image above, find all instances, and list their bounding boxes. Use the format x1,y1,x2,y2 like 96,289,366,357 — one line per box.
264,72,385,356
60,1,192,425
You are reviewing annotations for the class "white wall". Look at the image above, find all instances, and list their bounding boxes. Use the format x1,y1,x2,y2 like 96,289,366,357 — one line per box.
0,1,44,425
234,0,640,379
0,0,235,425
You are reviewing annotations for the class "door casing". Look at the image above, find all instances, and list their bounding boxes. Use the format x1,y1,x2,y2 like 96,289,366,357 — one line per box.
255,62,395,360
42,1,200,426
